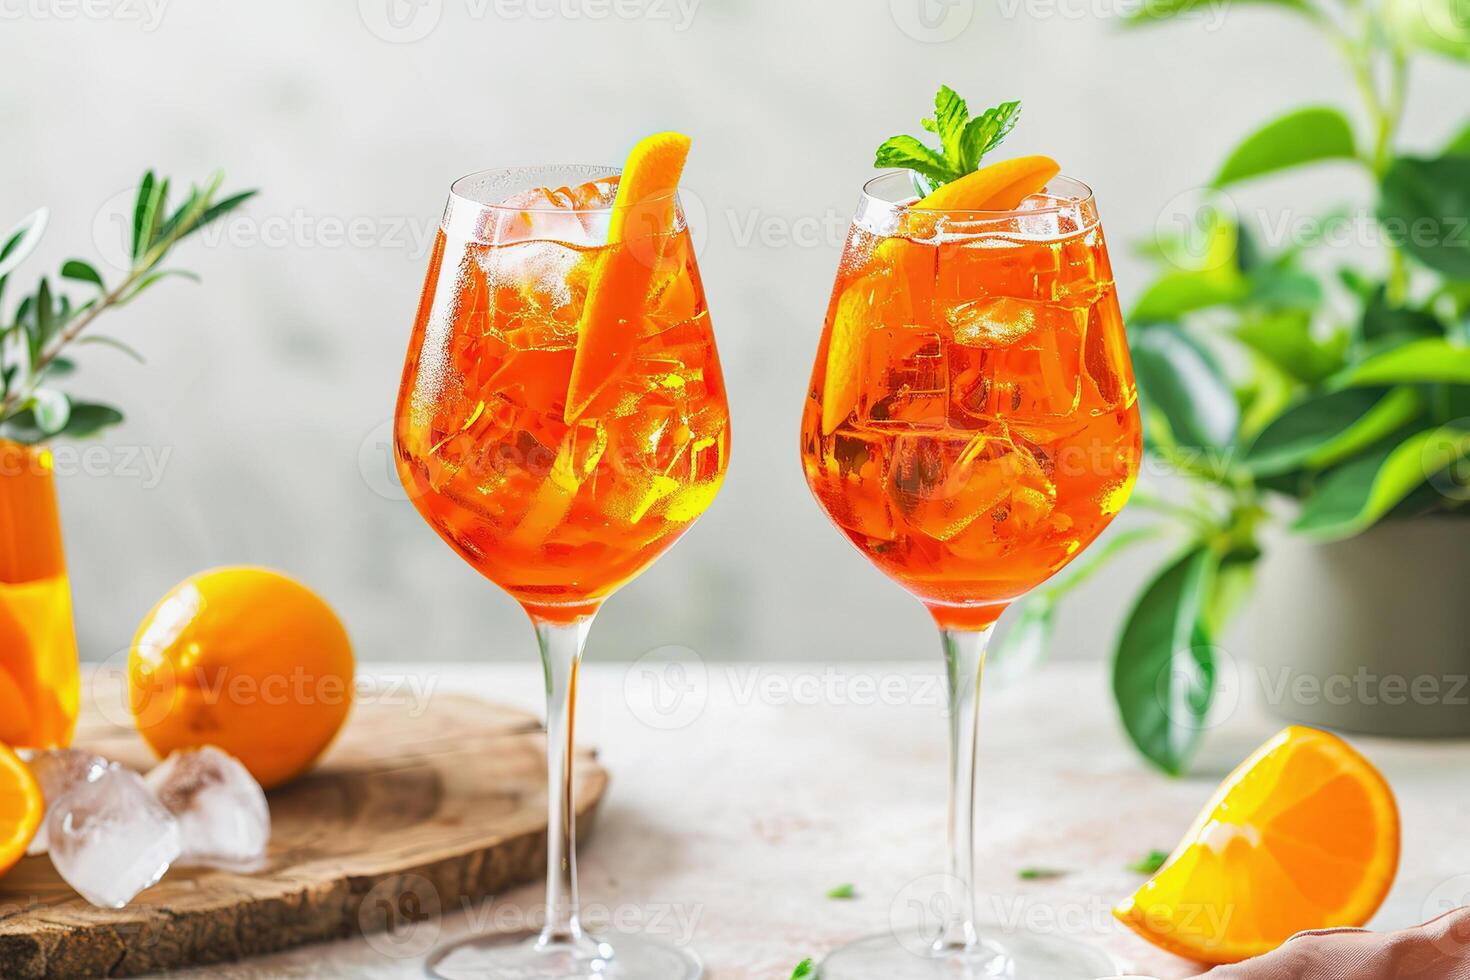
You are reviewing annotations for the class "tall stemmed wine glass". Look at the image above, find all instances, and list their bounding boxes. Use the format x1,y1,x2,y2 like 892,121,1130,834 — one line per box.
396,154,728,979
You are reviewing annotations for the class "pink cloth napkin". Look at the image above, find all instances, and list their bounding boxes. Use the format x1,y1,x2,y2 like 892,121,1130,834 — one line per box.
1188,907,1470,979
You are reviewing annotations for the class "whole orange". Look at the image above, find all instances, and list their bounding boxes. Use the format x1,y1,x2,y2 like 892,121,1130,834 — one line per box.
129,567,354,789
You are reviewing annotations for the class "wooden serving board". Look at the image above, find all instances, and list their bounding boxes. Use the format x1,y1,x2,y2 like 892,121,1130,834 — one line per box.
0,677,607,979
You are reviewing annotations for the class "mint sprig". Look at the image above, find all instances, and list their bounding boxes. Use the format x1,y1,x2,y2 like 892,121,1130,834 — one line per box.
875,86,1021,189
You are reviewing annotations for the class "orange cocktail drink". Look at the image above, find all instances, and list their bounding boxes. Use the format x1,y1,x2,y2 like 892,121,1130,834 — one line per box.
396,141,726,979
801,173,1140,630
396,172,728,623
0,442,80,748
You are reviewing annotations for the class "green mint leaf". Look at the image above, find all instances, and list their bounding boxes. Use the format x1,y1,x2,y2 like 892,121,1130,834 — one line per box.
874,135,955,187
1127,849,1172,874
826,883,857,899
875,87,1023,189
790,959,815,979
1018,867,1069,880
927,85,972,171
961,101,1022,172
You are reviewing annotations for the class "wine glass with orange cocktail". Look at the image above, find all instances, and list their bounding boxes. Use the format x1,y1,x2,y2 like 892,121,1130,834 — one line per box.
799,90,1142,977
395,134,728,979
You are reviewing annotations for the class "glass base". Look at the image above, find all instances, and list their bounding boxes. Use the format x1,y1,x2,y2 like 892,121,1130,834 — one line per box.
817,929,1126,980
428,932,703,980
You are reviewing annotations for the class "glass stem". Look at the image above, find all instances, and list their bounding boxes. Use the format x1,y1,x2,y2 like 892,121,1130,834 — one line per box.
533,613,598,952
936,626,992,953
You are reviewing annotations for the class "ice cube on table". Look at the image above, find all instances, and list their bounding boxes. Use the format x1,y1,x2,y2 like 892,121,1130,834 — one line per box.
22,748,108,855
145,746,271,872
47,763,181,908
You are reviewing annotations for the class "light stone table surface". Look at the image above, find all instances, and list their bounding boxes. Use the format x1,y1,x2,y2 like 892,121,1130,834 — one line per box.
141,660,1470,980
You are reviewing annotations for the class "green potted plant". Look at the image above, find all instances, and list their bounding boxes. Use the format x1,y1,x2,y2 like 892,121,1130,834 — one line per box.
996,0,1470,771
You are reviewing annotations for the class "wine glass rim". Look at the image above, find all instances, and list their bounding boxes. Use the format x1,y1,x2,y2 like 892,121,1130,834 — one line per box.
448,164,676,214
861,170,1096,217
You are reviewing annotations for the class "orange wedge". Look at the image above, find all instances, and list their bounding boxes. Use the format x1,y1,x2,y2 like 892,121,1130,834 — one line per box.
565,132,691,423
1115,726,1399,965
821,270,908,435
914,155,1060,212
0,744,43,878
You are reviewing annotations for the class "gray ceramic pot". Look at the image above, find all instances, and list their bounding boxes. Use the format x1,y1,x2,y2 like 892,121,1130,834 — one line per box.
1248,517,1470,737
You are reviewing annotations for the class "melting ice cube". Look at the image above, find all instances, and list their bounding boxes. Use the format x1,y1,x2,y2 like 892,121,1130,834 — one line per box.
23,748,108,855
145,746,271,872
47,763,181,908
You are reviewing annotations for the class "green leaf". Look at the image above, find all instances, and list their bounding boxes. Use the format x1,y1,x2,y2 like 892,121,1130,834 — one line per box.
30,388,70,435
0,208,49,284
790,959,815,979
874,135,953,187
1122,0,1314,25
1245,386,1424,476
1113,546,1219,775
78,334,147,363
0,410,45,445
1234,311,1346,384
1018,868,1069,880
1294,426,1470,538
1132,270,1249,321
1214,108,1358,187
60,259,104,289
1341,338,1470,385
1379,156,1470,278
876,89,1021,188
1131,328,1240,449
120,267,201,304
959,100,1021,173
60,401,125,438
1127,849,1172,875
1244,264,1322,310
43,356,76,378
1385,0,1470,62
826,883,857,899
33,277,54,356
1362,287,1446,340
1202,549,1259,638
926,86,971,172
193,187,257,235
1447,121,1470,157
132,171,163,260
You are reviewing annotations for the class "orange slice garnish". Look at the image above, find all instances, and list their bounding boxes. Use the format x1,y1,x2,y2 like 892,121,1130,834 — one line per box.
565,132,691,423
0,744,43,877
914,154,1060,211
817,155,1059,435
1115,726,1400,965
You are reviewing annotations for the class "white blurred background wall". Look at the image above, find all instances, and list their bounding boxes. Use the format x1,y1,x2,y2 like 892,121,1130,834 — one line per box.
3,0,1466,663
